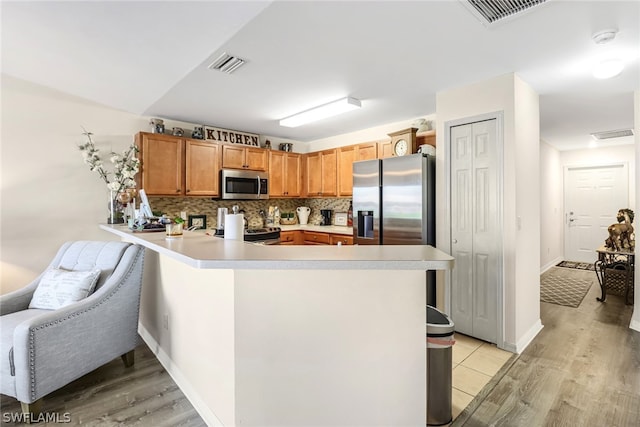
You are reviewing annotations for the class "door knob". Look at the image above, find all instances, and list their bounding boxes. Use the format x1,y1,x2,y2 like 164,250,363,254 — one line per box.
452,239,458,244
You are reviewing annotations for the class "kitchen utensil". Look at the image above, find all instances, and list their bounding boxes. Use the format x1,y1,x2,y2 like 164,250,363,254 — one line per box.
296,206,310,225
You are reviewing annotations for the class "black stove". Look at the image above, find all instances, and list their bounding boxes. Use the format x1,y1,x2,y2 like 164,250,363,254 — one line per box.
214,227,281,243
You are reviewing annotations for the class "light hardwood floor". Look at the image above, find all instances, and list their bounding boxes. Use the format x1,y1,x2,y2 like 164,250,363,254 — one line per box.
0,343,206,426
454,266,640,426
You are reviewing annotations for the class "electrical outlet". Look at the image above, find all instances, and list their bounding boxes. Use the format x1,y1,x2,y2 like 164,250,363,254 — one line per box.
163,314,169,330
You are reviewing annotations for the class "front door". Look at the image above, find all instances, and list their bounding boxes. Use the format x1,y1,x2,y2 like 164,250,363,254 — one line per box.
564,164,628,263
450,119,499,344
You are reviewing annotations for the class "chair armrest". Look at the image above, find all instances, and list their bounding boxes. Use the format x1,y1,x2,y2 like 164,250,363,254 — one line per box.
11,245,144,403
0,276,41,315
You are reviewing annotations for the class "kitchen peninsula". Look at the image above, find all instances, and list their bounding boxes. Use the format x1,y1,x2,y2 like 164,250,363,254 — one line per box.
100,224,454,426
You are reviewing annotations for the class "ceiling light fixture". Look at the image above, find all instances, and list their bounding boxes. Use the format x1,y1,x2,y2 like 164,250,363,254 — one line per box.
593,59,624,79
279,97,361,128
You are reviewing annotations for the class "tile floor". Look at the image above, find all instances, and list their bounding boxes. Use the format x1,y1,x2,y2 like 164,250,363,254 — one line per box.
448,333,513,423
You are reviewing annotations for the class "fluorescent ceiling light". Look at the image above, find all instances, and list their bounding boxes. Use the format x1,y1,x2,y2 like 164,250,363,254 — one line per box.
279,97,361,128
593,59,624,79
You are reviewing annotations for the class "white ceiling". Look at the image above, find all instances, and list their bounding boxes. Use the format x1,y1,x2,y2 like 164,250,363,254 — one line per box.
2,1,638,150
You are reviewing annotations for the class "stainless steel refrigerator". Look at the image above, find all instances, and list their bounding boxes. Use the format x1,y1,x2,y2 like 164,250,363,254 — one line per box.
352,153,436,303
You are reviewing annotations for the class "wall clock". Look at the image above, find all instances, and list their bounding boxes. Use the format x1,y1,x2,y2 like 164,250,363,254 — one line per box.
388,128,418,156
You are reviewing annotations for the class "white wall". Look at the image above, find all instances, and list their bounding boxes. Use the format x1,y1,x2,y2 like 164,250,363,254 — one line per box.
539,141,564,272
0,76,197,293
436,73,542,352
631,90,640,332
307,115,436,152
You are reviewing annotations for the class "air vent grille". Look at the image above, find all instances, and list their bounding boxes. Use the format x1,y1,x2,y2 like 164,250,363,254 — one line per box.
465,0,548,25
590,129,635,140
208,52,246,74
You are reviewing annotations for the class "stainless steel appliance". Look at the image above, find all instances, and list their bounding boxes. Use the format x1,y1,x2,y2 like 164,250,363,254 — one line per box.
214,227,281,244
221,169,269,200
320,209,333,226
353,153,436,302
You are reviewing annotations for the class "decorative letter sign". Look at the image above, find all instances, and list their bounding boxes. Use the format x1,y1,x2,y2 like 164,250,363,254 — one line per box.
204,126,259,146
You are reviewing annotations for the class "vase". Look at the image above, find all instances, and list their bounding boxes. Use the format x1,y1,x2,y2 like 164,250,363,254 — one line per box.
108,190,124,224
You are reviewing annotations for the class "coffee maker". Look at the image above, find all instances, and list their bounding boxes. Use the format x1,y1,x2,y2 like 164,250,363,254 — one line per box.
320,209,333,226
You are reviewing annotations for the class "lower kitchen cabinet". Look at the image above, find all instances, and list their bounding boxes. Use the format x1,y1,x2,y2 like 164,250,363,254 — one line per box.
279,230,304,245
303,231,331,245
330,234,353,246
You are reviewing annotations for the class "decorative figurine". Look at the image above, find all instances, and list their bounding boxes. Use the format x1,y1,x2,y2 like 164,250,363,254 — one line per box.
172,127,184,136
150,118,164,134
605,208,634,251
192,126,204,140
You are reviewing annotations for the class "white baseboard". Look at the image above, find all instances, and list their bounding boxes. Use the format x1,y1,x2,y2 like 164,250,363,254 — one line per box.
630,316,640,333
540,256,563,274
513,319,544,354
138,323,224,427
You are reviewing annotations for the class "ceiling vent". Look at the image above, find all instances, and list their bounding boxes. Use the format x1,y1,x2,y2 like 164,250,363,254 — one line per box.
462,0,548,26
208,52,246,74
590,129,635,140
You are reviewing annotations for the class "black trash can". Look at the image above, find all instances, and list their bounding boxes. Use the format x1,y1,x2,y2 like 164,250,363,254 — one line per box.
426,305,455,426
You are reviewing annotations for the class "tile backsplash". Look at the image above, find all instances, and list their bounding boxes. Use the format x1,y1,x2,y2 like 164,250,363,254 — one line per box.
149,197,351,229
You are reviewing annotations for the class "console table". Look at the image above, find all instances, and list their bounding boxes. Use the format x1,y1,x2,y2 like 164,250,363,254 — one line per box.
595,245,635,305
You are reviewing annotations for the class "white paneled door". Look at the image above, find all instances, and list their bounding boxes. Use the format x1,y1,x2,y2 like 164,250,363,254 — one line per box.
564,164,628,263
450,119,499,344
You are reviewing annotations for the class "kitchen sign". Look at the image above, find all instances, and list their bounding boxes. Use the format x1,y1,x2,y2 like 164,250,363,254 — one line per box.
204,126,259,146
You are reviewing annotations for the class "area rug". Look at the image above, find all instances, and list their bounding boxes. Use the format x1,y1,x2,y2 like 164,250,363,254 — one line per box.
540,270,592,308
556,260,594,270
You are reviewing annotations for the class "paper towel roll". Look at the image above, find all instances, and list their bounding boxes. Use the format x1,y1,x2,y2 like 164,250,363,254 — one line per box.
224,214,244,240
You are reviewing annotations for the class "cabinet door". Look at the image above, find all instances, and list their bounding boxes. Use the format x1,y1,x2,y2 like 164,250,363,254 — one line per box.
320,149,337,197
330,234,354,245
186,141,220,196
284,153,302,197
269,151,286,197
245,147,268,171
357,142,378,160
305,152,322,197
338,145,357,197
139,133,183,195
221,145,246,169
303,231,330,245
378,140,394,158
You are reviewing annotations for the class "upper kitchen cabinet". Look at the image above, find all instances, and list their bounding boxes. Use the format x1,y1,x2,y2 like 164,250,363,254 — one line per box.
269,151,302,197
356,142,378,161
136,132,183,195
185,140,220,196
416,130,436,148
222,144,268,171
136,132,220,197
338,142,379,196
305,149,337,197
377,140,394,158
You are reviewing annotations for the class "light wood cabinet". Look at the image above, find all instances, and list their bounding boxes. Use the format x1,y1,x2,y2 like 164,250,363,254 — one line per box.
222,145,268,171
357,142,378,161
269,151,302,197
303,231,331,245
279,230,304,245
137,133,184,195
185,140,220,196
337,142,378,197
416,130,436,148
305,149,337,197
330,234,354,246
136,132,220,196
377,140,394,158
338,145,357,197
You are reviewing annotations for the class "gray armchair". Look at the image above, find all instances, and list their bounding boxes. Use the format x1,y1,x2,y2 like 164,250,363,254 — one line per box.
0,241,145,419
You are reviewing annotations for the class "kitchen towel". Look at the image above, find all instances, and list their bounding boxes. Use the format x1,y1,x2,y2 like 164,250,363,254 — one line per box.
224,214,244,240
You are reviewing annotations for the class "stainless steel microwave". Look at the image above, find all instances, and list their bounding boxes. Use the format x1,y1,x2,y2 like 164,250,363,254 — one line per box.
221,169,269,200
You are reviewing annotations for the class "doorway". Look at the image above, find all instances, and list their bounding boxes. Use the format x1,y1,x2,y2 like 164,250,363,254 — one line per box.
564,164,629,263
447,113,502,345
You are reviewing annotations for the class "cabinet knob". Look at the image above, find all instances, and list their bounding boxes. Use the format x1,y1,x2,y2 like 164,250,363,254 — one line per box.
176,189,180,193
186,189,190,193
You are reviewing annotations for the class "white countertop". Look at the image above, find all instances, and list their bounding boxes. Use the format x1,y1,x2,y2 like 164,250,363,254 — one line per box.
278,224,353,235
100,224,454,271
